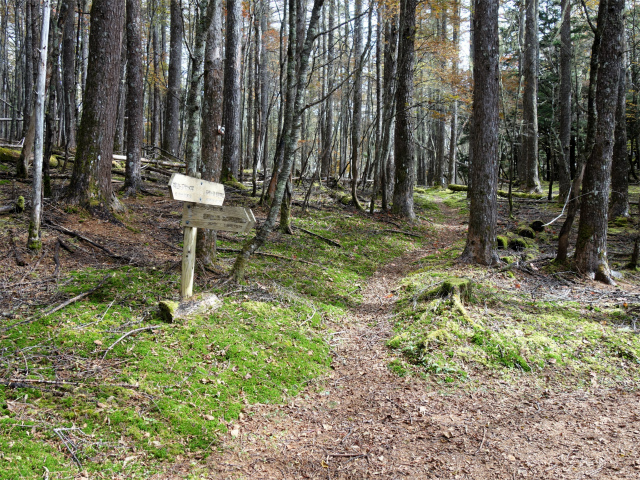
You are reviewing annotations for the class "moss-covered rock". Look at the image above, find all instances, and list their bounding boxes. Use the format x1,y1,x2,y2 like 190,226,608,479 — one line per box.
508,237,528,251
15,196,25,213
530,220,545,232
517,226,536,239
49,155,59,168
339,195,352,205
0,147,20,163
496,235,509,249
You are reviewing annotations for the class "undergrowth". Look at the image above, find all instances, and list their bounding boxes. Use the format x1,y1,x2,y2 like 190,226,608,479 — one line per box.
0,193,433,478
388,259,640,388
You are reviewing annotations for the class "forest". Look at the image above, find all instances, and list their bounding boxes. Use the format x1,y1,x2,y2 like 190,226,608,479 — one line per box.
0,0,640,478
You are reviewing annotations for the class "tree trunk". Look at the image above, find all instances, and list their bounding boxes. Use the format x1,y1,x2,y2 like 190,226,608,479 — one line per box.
232,0,325,281
163,0,183,157
350,0,365,210
184,0,215,176
522,0,541,193
558,0,572,201
66,0,125,210
27,0,51,251
62,1,76,150
380,13,398,211
391,0,417,220
320,0,334,181
123,0,144,196
609,40,629,219
448,0,460,185
221,0,242,182
574,0,624,284
460,0,500,265
196,0,224,265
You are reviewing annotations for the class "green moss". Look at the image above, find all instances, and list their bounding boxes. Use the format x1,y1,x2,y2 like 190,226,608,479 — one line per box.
49,155,59,168
0,147,20,163
508,237,528,251
496,235,509,249
15,196,24,213
158,300,179,323
612,216,629,227
517,226,536,239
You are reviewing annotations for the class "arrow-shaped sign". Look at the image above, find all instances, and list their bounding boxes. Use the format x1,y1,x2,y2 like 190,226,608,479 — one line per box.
181,203,256,233
169,173,225,206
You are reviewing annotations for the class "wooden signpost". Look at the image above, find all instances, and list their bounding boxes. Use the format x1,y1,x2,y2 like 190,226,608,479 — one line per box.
168,174,255,299
181,204,256,233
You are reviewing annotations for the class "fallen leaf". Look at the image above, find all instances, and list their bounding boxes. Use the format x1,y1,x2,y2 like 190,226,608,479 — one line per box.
203,415,215,421
94,340,103,346
230,426,240,438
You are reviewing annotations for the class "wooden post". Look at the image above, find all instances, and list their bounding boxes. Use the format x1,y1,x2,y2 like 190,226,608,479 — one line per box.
181,225,197,298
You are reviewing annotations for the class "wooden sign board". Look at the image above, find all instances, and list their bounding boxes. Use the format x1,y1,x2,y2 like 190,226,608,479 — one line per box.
168,173,225,206
181,203,256,233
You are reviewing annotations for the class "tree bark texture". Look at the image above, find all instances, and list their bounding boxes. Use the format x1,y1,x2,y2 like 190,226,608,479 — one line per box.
558,0,572,201
574,0,624,283
123,0,144,196
350,0,364,210
67,0,125,209
184,0,215,176
196,0,224,265
609,41,629,219
221,0,243,181
391,0,417,220
522,0,541,193
62,1,76,150
460,0,500,265
27,0,50,250
163,0,183,157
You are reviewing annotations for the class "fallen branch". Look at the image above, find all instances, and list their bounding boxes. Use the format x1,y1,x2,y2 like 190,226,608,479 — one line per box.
53,428,83,468
42,273,114,318
295,225,342,247
382,229,422,239
9,228,27,266
44,219,132,262
2,378,140,389
1,273,116,333
102,325,163,359
217,248,318,265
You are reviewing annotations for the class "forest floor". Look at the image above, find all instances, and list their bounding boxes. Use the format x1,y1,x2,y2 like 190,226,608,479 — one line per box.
0,154,639,479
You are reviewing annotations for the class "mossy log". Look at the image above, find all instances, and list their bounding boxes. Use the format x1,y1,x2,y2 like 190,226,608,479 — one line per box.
447,184,544,200
159,294,222,323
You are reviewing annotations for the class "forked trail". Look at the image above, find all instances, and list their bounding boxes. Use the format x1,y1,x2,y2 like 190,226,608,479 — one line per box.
173,202,640,480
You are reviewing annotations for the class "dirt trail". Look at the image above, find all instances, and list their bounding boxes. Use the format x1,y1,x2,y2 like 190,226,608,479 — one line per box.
185,207,640,480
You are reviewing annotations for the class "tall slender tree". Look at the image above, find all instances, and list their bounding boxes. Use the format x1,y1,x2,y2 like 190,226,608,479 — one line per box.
575,0,625,284
221,0,243,181
460,0,500,265
163,0,183,158
522,0,541,193
123,0,144,196
392,0,418,220
558,0,572,201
